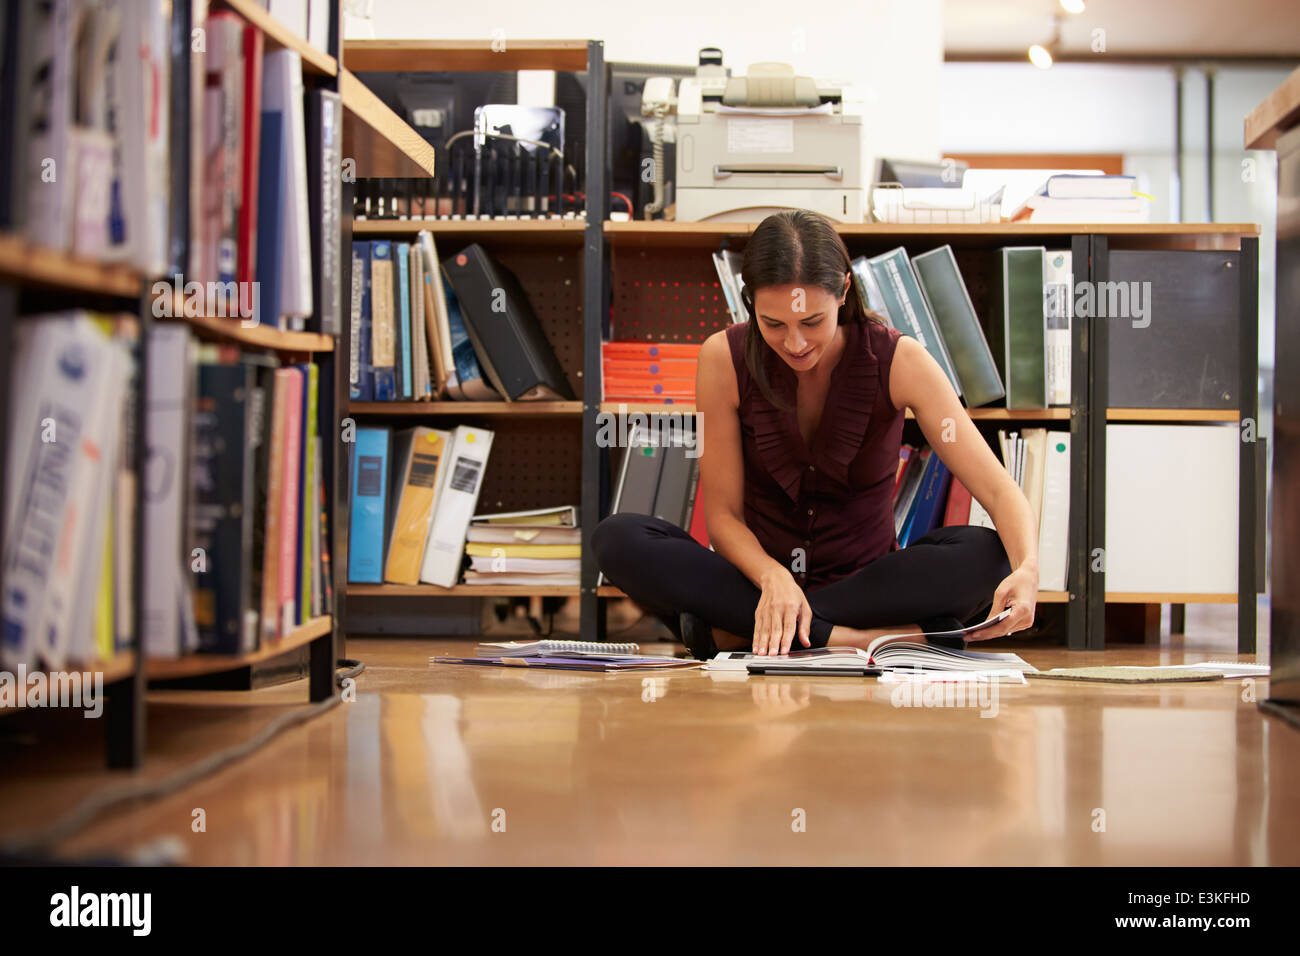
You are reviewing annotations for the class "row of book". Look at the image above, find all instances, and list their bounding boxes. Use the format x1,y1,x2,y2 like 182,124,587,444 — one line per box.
891,429,1071,590
601,341,702,404
1,2,343,336
346,423,583,587
603,239,1071,411
851,244,1072,410
1,314,333,669
350,237,574,403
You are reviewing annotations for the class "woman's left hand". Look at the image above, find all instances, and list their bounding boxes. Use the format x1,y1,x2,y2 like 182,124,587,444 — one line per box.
968,566,1038,641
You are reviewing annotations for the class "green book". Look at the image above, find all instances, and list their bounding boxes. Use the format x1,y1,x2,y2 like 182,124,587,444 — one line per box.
850,255,893,326
867,247,962,396
912,245,1006,408
991,247,1048,409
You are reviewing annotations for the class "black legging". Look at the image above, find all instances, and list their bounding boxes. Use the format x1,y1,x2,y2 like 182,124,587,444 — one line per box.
592,512,1013,647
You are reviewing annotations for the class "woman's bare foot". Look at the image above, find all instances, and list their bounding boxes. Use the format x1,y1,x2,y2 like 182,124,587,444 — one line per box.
828,622,923,650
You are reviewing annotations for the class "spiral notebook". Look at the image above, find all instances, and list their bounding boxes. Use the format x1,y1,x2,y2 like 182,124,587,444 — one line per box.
477,639,642,658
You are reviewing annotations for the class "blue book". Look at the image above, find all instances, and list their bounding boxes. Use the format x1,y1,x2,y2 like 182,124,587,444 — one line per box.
347,427,391,583
901,452,952,546
351,241,373,402
254,110,285,330
370,241,397,400
444,284,496,398
395,242,412,400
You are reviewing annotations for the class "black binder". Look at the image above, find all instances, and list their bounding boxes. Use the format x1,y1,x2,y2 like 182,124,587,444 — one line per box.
440,243,575,401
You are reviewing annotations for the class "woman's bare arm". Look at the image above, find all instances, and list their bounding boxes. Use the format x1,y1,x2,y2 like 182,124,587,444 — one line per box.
695,331,790,588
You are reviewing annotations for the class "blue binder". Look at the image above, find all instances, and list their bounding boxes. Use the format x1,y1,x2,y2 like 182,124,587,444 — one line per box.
347,427,391,583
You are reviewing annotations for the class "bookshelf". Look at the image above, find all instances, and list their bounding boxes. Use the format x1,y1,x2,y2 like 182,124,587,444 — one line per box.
332,42,1261,652
0,0,432,766
333,39,599,620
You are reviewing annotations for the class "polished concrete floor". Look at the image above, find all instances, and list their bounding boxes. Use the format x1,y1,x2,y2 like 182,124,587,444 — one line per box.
0,600,1296,865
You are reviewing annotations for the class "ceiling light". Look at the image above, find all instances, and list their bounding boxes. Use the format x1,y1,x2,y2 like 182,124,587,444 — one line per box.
1059,0,1086,13
1028,44,1054,69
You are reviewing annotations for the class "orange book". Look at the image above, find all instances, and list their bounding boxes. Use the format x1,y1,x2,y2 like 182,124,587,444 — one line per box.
384,428,450,584
602,341,702,360
602,357,698,377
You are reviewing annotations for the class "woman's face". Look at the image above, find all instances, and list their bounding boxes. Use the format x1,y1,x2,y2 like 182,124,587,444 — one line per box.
751,279,848,372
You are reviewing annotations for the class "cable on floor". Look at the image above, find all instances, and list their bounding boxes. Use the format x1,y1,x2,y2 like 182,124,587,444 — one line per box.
0,659,366,863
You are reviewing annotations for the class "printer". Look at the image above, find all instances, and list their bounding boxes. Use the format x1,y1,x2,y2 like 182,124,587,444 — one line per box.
643,51,868,223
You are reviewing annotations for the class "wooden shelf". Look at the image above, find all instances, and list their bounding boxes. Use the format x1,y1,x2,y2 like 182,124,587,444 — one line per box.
344,39,592,73
0,653,138,717
597,585,1072,603
348,584,580,597
1245,63,1300,149
604,221,1262,248
351,218,587,240
1107,408,1239,422
155,307,334,352
595,401,1071,421
350,401,582,416
218,0,336,75
1104,592,1237,604
340,69,438,179
145,616,333,681
0,232,142,297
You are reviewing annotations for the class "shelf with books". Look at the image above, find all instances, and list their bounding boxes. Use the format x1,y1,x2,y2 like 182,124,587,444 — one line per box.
155,309,335,353
217,0,337,76
0,0,354,768
339,69,439,179
145,616,333,681
342,38,592,73
333,41,604,636
0,233,144,298
604,221,1263,651
349,401,583,416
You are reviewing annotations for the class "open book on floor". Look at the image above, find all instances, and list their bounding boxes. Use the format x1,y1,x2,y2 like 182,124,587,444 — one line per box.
705,609,1036,676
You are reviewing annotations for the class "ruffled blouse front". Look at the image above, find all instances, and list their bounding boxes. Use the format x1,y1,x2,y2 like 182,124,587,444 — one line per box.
725,318,906,591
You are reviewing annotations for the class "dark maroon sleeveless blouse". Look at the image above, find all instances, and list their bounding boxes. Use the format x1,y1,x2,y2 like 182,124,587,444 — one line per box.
725,318,905,592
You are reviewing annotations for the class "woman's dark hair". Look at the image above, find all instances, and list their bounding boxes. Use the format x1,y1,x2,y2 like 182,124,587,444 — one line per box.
739,209,887,411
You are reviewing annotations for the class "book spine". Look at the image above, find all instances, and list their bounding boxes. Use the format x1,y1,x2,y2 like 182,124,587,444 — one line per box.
395,242,412,400
261,370,288,640
347,428,390,583
278,368,304,636
236,23,264,290
304,88,341,336
384,429,446,585
419,427,495,587
370,240,396,400
299,363,318,625
350,241,373,401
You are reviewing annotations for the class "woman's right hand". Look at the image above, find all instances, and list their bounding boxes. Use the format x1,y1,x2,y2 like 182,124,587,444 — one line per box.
753,568,813,656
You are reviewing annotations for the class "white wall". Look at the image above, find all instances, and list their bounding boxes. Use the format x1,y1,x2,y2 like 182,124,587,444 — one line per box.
347,0,944,166
940,61,1292,372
